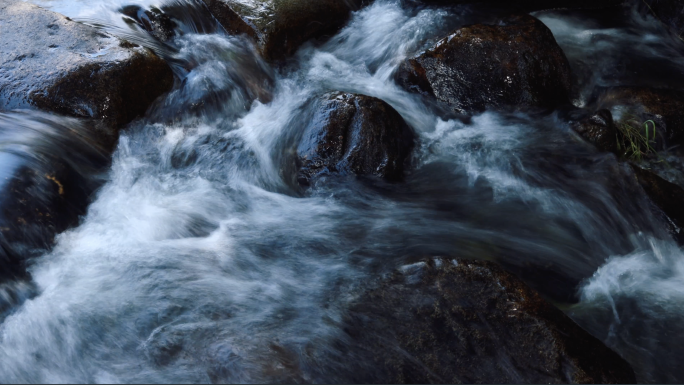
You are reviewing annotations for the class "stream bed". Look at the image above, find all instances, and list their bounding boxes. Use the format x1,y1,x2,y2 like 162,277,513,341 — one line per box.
1,0,684,382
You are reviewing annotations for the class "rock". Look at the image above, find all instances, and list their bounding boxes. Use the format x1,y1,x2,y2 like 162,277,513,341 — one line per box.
596,87,684,148
396,14,573,115
0,111,109,282
640,0,684,41
344,258,636,384
630,165,684,244
200,0,363,61
295,92,416,186
120,5,178,42
0,0,174,129
572,109,618,153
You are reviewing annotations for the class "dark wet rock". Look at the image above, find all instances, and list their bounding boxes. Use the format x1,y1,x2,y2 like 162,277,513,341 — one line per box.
0,111,109,282
0,163,88,279
121,5,178,42
200,0,364,61
0,0,174,129
640,0,684,41
344,258,636,384
596,87,684,148
418,0,625,11
572,109,618,153
295,92,416,186
396,15,573,115
630,165,684,244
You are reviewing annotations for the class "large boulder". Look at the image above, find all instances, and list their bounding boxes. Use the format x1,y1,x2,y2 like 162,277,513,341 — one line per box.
344,258,636,384
596,86,684,148
396,15,573,115
200,0,363,61
295,92,416,186
0,0,174,130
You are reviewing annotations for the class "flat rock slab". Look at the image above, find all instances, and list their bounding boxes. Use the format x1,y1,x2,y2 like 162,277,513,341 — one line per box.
0,0,173,129
345,258,636,384
396,14,573,115
201,0,362,61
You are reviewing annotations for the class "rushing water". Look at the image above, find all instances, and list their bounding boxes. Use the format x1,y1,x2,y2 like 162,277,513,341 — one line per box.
2,0,684,382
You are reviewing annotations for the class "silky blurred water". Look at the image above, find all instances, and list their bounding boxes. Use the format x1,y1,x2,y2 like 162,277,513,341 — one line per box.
4,0,684,382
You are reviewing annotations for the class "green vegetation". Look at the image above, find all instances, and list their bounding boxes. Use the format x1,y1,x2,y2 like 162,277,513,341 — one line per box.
616,117,658,161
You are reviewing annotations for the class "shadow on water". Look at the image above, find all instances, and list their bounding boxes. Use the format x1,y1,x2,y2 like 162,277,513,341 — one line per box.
2,0,684,382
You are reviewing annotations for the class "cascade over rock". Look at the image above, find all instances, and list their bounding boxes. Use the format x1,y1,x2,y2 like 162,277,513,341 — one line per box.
121,5,178,42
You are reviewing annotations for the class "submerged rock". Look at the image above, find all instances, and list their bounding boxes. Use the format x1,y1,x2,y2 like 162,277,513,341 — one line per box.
596,87,684,148
396,14,573,115
200,0,363,61
0,0,174,129
630,165,684,244
572,109,618,153
295,92,416,186
345,258,636,384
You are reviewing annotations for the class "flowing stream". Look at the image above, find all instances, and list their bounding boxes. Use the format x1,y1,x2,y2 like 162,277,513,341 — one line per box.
2,0,684,382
